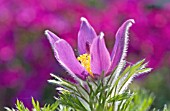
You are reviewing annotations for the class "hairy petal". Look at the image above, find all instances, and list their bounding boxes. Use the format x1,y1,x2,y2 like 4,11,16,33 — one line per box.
54,39,88,80
45,30,60,46
78,17,97,54
45,30,61,62
90,32,111,76
108,19,135,74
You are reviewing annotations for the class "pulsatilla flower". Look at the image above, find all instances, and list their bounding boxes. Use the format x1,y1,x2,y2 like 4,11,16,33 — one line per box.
45,17,134,81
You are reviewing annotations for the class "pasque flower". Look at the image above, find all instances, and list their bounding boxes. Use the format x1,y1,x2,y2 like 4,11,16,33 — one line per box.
45,17,134,80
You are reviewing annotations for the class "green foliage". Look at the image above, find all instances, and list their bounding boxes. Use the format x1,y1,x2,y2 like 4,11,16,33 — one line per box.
5,99,29,111
5,60,169,111
124,90,154,111
48,59,154,111
108,92,131,102
140,67,170,109
5,98,59,111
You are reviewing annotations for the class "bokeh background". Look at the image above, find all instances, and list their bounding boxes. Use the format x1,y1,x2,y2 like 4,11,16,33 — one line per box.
0,0,170,110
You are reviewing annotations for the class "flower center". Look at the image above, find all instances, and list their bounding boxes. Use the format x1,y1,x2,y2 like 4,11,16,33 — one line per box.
77,53,94,77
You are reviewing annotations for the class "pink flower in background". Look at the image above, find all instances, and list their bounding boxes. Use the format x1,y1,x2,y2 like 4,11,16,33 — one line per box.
45,17,134,80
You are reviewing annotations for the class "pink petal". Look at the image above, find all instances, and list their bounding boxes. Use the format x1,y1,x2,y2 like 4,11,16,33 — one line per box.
78,17,97,54
45,30,60,46
108,19,135,74
54,39,88,80
90,32,111,76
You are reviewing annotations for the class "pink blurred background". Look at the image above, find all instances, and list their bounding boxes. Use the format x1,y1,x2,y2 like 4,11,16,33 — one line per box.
0,0,170,109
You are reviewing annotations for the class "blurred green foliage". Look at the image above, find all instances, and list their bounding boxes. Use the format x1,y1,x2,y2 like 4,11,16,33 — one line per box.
133,66,170,109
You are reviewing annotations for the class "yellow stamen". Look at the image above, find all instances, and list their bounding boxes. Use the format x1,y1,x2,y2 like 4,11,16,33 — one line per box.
77,53,94,77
